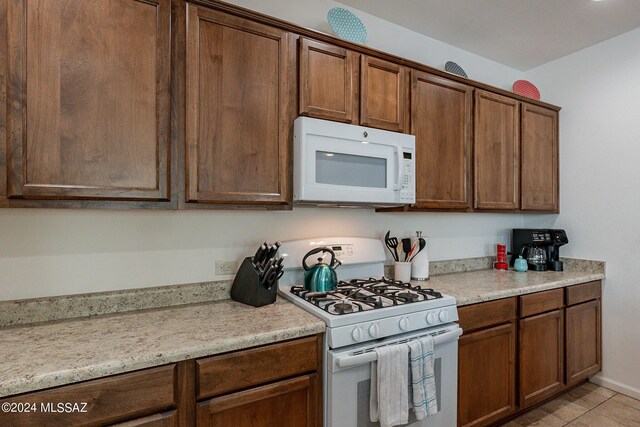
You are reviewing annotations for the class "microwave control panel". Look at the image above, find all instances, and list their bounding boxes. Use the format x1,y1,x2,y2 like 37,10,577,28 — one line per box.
400,151,415,202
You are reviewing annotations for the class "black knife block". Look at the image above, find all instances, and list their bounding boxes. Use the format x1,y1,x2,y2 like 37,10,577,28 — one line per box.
230,257,278,307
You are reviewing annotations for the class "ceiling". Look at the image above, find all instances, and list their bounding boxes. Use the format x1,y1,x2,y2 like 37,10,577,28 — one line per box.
335,0,640,70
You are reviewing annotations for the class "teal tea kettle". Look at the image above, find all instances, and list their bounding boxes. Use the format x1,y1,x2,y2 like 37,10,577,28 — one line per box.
302,247,342,292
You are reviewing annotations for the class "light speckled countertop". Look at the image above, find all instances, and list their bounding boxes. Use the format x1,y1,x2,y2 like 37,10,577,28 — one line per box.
0,298,325,398
414,269,605,306
0,259,604,399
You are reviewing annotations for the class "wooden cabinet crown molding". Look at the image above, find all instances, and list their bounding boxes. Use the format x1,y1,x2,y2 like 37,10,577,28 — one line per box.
188,0,560,112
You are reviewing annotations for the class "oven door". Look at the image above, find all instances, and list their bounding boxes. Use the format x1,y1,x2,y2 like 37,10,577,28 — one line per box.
326,326,461,427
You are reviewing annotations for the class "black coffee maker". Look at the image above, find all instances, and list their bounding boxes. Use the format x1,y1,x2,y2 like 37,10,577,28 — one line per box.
511,229,569,271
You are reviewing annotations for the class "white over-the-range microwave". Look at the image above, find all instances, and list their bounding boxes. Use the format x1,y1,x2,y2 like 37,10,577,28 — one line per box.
293,117,416,207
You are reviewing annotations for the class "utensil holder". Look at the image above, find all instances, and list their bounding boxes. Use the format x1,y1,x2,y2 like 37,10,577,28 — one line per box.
230,257,278,307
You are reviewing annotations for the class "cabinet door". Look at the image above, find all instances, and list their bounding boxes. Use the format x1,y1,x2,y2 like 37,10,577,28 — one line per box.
196,374,318,427
473,90,519,210
6,0,170,201
185,5,293,205
566,300,601,386
299,38,358,123
411,71,472,210
521,103,559,211
360,56,408,132
519,310,565,407
458,323,516,427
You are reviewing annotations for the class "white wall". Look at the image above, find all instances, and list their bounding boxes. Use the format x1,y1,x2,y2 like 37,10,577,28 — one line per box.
225,0,525,89
0,209,523,300
0,0,528,301
524,28,640,398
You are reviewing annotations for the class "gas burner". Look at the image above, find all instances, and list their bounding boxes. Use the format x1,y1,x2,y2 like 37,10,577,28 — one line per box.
395,292,420,302
289,277,443,315
331,302,355,315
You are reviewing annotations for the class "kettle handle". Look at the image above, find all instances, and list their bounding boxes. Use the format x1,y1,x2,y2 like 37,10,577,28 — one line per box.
302,247,336,271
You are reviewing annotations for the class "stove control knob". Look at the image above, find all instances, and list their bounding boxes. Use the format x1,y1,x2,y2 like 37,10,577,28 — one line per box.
351,327,364,342
426,312,437,325
439,310,449,322
369,323,381,338
399,317,410,331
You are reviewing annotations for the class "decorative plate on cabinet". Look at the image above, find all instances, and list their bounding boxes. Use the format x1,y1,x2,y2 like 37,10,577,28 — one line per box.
513,80,541,100
445,61,468,78
327,8,367,44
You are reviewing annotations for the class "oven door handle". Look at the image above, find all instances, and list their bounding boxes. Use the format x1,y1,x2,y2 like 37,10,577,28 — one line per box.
335,327,463,369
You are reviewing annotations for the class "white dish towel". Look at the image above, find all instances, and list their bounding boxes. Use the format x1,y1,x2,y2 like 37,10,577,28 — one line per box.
407,335,439,420
370,343,409,427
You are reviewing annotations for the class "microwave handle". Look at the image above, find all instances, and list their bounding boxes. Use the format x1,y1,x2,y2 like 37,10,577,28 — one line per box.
393,148,402,191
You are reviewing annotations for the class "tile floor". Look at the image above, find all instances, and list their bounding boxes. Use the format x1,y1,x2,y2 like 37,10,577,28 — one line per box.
500,383,640,426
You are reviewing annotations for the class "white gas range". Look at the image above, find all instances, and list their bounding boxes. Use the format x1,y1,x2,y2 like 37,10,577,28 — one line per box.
278,237,462,427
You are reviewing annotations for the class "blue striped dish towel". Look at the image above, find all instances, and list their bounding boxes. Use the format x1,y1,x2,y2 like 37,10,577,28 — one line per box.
407,335,438,419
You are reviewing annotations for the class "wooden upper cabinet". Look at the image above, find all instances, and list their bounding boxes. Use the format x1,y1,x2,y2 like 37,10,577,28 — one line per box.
185,5,294,205
360,56,408,132
6,0,171,201
473,90,520,210
521,103,559,212
411,71,472,210
298,38,358,123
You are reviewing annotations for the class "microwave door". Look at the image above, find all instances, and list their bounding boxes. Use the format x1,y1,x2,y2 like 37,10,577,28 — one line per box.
305,135,398,204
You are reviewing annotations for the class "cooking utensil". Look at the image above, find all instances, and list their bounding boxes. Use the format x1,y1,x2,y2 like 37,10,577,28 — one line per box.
409,238,426,262
401,238,412,261
384,231,399,262
302,247,341,292
388,236,400,262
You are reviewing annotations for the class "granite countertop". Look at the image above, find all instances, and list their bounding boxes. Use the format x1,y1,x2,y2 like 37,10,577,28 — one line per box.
0,298,325,398
417,269,605,306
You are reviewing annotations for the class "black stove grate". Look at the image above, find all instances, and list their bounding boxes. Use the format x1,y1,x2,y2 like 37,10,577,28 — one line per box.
290,277,442,315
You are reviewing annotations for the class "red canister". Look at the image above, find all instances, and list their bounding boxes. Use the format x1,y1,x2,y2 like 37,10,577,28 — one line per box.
494,244,509,270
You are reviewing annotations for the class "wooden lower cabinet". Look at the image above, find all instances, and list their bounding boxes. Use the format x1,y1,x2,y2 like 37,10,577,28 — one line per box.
458,282,602,426
519,309,565,408
196,374,318,427
0,335,323,427
566,297,602,386
0,364,183,426
458,322,517,427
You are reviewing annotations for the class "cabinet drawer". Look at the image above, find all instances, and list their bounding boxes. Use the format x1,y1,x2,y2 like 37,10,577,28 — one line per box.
566,281,601,306
519,289,564,318
458,297,517,332
0,364,176,426
196,336,319,400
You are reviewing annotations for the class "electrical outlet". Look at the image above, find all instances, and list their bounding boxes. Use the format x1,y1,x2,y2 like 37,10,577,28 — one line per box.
215,261,235,275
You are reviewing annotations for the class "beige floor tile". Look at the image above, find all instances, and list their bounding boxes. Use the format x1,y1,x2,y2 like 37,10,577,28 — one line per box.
612,394,640,411
565,383,614,409
498,421,521,427
566,410,627,427
511,408,565,427
590,399,640,426
540,396,590,423
582,382,618,398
